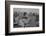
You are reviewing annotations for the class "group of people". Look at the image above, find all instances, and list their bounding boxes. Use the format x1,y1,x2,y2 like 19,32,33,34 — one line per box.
13,12,39,27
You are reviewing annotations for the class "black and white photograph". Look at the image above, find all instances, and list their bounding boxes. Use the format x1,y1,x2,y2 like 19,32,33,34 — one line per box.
9,4,43,32
13,8,39,28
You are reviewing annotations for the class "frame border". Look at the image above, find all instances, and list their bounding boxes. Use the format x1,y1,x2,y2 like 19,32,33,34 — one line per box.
5,1,45,35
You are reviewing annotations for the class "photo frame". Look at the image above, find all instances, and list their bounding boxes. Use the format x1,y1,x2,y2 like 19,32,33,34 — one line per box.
5,1,45,35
